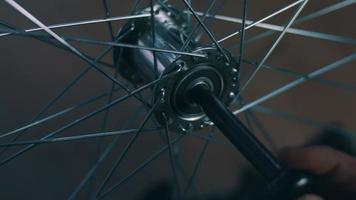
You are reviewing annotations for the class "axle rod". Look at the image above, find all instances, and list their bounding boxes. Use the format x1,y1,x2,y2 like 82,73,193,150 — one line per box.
188,84,313,199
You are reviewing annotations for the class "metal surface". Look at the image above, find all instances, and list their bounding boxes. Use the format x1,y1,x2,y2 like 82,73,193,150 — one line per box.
189,85,282,179
114,4,194,85
188,85,314,199
114,4,239,132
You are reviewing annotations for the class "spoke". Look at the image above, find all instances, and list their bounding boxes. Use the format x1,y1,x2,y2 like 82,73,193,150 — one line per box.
0,87,121,139
98,135,184,199
253,105,356,135
238,97,278,152
243,59,356,94
236,0,309,98
150,0,158,77
183,129,213,197
94,101,160,198
66,106,145,200
0,25,117,69
187,0,192,26
0,22,135,158
69,1,146,196
180,0,217,51
237,0,247,66
0,14,150,37
1,20,206,58
63,36,207,58
0,77,163,167
5,0,154,108
163,117,182,198
194,0,229,43
233,53,356,115
238,97,255,131
181,0,228,59
296,0,356,23
0,128,159,147
219,16,356,45
217,0,305,43
245,0,356,45
190,132,236,151
102,0,115,40
94,1,121,193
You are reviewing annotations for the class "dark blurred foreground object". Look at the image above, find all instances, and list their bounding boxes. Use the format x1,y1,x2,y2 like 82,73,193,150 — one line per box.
138,125,356,200
236,125,356,200
280,126,356,200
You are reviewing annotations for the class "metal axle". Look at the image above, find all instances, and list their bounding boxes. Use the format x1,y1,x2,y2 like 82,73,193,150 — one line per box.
188,84,313,199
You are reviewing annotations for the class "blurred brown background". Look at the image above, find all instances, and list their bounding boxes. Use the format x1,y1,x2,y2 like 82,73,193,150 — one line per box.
0,0,355,199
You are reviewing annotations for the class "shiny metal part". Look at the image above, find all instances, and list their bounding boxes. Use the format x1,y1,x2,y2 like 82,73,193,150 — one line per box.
114,4,240,132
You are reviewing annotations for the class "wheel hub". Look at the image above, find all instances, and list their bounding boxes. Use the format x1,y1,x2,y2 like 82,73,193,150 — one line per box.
113,3,240,132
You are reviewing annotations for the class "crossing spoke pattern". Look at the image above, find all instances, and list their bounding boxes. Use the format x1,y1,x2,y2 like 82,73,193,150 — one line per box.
1,0,355,199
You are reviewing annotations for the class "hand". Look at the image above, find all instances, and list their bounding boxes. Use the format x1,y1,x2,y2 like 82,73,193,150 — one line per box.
280,145,356,200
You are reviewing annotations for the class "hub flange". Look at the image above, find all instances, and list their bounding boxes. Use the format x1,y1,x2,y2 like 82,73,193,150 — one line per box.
155,48,239,132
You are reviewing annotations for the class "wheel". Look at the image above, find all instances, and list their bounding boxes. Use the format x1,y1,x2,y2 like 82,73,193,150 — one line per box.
0,0,355,199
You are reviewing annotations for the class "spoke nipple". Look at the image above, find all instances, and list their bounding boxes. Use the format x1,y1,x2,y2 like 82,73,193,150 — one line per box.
176,60,187,71
229,92,236,99
202,117,214,126
177,123,193,133
232,68,238,74
130,23,135,31
161,112,171,124
160,88,166,103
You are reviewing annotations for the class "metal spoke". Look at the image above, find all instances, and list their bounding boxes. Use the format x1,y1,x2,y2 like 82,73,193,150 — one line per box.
217,15,356,45
1,22,207,58
5,0,156,109
163,117,182,198
238,97,277,152
181,0,228,59
102,0,115,40
62,36,207,58
234,53,356,115
71,0,146,195
98,135,184,199
0,22,137,159
0,77,164,167
92,0,123,193
183,129,213,198
150,0,159,77
217,0,305,43
190,132,236,151
244,0,356,45
94,101,160,198
180,0,217,51
243,59,356,94
237,0,247,66
0,23,116,67
193,0,229,43
66,106,145,200
0,128,159,147
236,0,309,98
0,14,150,37
0,87,121,139
253,105,356,135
